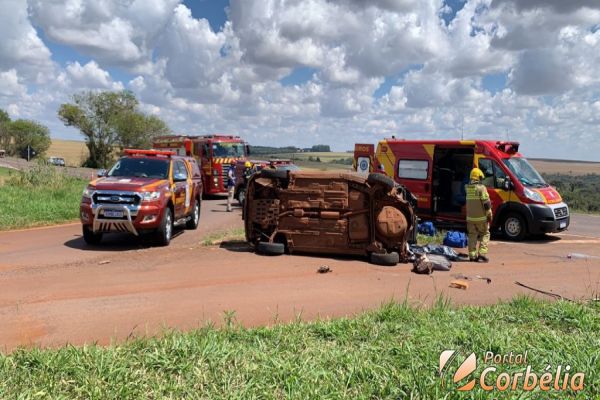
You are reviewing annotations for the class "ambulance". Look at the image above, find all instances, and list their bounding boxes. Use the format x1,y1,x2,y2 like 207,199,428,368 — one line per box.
354,139,569,240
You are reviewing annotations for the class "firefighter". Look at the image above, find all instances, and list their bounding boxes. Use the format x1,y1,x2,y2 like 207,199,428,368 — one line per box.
226,161,236,212
243,161,254,185
465,167,492,262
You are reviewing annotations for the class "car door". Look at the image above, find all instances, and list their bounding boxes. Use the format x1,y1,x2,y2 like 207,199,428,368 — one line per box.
172,160,189,219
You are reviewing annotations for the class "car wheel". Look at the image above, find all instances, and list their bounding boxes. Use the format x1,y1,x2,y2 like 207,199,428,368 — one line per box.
257,241,285,255
237,188,246,206
155,208,173,246
369,251,399,266
82,225,102,245
502,212,526,241
260,169,288,180
367,173,395,191
186,198,201,229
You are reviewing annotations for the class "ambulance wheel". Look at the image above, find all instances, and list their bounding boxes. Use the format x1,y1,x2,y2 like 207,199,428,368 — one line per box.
82,225,102,245
369,251,399,266
260,169,288,180
502,212,527,241
367,173,395,191
257,241,285,255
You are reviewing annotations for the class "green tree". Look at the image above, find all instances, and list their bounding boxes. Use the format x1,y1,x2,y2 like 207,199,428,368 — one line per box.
0,109,11,151
58,90,170,168
10,119,51,158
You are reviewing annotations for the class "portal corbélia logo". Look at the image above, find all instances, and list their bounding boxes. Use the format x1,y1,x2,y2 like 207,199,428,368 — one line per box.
439,350,585,393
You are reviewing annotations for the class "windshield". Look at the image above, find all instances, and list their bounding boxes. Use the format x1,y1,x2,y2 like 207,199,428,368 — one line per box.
212,142,246,158
108,158,170,179
503,157,547,187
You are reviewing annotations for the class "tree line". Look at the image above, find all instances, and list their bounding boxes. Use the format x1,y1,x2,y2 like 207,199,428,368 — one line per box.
542,173,600,213
1,90,170,168
0,110,51,159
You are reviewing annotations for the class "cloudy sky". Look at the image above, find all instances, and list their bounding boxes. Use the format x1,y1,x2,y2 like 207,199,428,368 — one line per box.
1,0,599,160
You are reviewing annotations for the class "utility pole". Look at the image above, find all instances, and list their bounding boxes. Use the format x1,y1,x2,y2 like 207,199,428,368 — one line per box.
461,111,464,140
27,145,30,162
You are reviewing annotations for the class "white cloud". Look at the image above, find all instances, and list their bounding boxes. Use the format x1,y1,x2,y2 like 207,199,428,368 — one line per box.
0,0,598,161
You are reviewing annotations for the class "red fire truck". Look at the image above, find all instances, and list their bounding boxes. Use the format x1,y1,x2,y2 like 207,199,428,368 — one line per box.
354,139,569,240
153,135,249,196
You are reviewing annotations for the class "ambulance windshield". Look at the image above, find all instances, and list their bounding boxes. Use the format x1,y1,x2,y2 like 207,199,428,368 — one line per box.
503,157,547,187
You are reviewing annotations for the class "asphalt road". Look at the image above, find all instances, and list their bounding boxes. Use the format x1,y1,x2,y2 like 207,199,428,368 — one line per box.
0,208,598,352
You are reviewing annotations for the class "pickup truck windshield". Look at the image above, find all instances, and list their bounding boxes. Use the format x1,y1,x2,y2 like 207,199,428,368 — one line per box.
108,158,169,179
212,142,246,158
503,157,547,188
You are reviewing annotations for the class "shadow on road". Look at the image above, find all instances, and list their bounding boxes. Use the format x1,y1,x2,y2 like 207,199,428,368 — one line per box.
219,240,252,252
492,233,562,244
64,229,185,251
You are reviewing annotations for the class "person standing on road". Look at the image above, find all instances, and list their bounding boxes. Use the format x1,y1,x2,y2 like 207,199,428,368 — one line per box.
226,162,236,212
465,168,492,262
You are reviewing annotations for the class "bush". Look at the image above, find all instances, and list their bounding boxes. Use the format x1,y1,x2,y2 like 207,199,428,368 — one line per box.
542,173,600,213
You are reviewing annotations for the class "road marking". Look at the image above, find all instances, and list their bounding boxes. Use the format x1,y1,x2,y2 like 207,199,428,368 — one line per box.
555,232,600,239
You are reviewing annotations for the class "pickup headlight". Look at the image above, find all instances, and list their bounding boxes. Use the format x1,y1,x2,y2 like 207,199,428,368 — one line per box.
524,188,544,203
82,187,95,199
141,191,161,202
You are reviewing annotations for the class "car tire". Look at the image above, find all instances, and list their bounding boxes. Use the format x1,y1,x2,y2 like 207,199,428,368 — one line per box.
237,187,246,206
367,173,395,191
369,251,399,266
257,241,285,255
260,169,288,180
82,225,102,245
155,208,173,246
502,212,527,241
186,198,201,230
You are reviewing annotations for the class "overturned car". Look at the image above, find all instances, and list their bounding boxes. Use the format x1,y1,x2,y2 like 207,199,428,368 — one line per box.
243,170,416,266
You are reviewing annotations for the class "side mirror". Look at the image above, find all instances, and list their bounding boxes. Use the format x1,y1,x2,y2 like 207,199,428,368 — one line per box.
173,173,187,182
97,169,107,177
502,178,512,191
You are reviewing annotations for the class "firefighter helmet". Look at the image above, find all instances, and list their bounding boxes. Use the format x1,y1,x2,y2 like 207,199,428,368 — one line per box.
245,161,252,168
470,168,485,182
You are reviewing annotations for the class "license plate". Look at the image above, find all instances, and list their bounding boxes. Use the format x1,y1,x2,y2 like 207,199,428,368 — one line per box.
103,210,124,218
559,221,566,229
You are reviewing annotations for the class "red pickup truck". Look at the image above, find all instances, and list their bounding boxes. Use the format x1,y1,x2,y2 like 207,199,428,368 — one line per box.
80,149,203,246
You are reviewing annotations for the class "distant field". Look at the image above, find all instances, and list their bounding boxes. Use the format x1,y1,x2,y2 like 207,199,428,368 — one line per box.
47,139,88,167
530,159,600,175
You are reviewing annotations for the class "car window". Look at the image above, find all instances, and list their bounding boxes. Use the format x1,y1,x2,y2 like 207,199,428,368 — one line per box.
398,159,428,180
174,160,188,180
108,158,170,179
478,158,507,189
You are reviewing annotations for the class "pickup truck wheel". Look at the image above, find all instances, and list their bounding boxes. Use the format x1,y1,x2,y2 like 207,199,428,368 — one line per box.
186,198,200,230
369,251,399,266
501,212,527,241
82,225,102,245
155,208,173,246
367,173,395,191
256,241,285,255
237,187,246,206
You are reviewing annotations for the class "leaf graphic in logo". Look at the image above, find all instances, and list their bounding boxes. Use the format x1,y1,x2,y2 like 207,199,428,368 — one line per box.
439,350,456,374
453,352,477,391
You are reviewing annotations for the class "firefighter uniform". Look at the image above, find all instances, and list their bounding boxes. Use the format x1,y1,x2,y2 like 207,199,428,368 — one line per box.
465,168,492,262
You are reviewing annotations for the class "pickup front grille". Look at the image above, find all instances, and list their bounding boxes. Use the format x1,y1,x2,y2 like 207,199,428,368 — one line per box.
554,207,568,219
93,192,141,205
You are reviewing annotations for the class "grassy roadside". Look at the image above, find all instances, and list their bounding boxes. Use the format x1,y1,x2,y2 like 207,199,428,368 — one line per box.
0,298,597,399
201,227,246,246
0,164,87,230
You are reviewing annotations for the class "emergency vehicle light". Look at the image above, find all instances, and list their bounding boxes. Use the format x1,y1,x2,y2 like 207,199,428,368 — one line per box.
124,149,175,157
496,141,520,154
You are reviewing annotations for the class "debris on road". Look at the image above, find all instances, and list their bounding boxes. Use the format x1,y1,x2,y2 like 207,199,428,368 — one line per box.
412,253,452,274
98,260,111,265
567,253,600,260
317,265,332,274
514,281,574,302
449,280,469,290
476,275,492,284
451,273,472,281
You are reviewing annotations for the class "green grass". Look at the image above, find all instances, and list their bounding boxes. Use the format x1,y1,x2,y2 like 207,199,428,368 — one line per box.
201,227,246,246
0,164,87,230
0,166,11,176
0,298,597,399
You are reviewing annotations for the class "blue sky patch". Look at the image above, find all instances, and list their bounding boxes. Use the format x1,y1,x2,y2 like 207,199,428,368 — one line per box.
280,67,318,86
482,72,507,94
441,0,467,26
184,0,230,32
373,64,423,98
